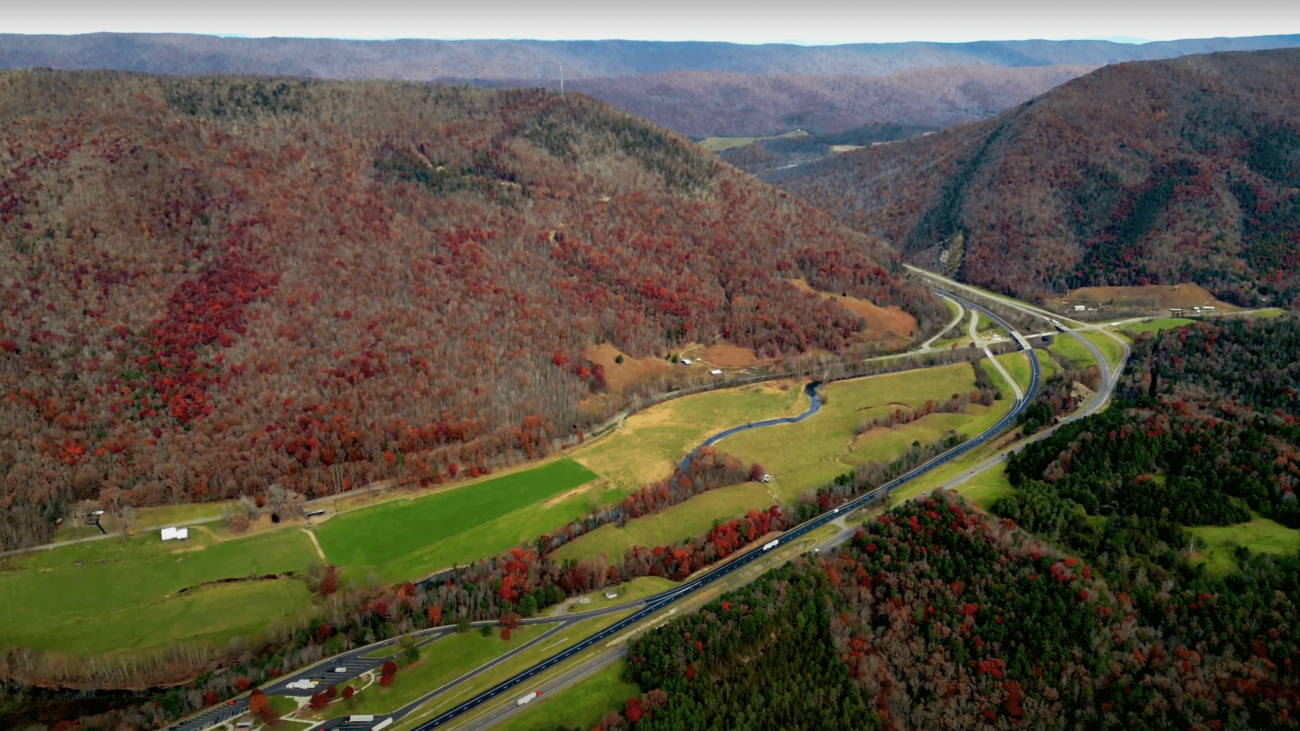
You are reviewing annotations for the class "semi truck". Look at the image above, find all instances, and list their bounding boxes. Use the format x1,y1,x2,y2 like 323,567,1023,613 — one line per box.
516,690,542,706
762,539,779,551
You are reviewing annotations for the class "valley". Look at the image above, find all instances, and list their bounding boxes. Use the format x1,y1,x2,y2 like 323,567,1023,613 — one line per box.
2,29,1300,731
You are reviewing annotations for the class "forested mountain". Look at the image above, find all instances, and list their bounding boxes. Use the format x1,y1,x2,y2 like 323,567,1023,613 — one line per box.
4,34,1300,137
549,65,1089,136
0,70,943,549
592,490,1300,731
1003,316,1300,558
775,49,1300,307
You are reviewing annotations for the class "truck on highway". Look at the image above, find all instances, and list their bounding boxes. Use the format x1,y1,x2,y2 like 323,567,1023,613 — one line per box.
762,539,779,551
516,690,542,706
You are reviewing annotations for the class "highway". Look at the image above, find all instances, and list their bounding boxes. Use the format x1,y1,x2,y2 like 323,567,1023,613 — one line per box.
169,292,1041,731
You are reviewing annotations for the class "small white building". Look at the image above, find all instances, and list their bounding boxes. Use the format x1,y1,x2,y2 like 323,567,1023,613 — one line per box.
1202,305,1216,312
710,369,723,376
680,358,692,365
1073,305,1087,312
160,527,189,541
604,590,617,600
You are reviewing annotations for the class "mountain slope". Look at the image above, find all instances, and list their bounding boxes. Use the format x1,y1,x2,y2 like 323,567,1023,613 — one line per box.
0,70,942,549
775,49,1300,307
559,65,1091,136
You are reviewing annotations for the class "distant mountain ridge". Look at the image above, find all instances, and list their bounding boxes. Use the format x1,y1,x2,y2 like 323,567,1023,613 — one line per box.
3,32,1300,79
772,48,1300,308
4,33,1299,137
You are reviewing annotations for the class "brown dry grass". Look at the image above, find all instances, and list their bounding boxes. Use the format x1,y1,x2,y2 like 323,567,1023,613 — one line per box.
789,278,918,342
699,342,759,368
583,343,669,391
1067,283,1237,313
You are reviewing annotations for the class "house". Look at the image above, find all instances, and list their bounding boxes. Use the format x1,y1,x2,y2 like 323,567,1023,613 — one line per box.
1170,308,1182,315
604,590,617,600
160,527,189,541
680,358,692,365
1073,305,1087,312
1202,305,1216,312
710,369,723,376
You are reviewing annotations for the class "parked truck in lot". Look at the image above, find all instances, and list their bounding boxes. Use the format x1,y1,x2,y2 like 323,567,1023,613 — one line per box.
516,690,542,706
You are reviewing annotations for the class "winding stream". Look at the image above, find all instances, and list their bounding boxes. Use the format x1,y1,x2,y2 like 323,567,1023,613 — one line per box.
679,381,822,470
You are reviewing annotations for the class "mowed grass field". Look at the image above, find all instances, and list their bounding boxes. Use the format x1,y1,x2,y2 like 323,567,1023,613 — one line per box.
315,459,598,584
0,527,318,655
549,483,774,565
995,352,1033,392
498,659,639,731
571,381,806,493
717,363,1013,501
954,464,1016,511
1049,334,1098,369
1187,514,1300,578
1126,318,1193,335
1081,332,1124,368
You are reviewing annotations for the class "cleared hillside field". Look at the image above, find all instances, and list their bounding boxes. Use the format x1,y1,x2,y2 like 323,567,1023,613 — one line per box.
315,459,598,584
570,381,806,493
0,527,318,655
1187,515,1300,578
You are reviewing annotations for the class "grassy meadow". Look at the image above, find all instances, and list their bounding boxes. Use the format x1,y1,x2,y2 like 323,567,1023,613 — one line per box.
0,526,318,654
717,363,1011,501
548,483,775,565
315,459,598,584
570,380,806,493
1187,515,1300,578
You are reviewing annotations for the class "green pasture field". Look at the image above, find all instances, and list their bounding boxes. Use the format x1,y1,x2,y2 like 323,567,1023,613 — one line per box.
1124,318,1192,335
315,458,598,584
498,659,639,731
1033,349,1062,380
548,483,774,565
1081,332,1124,368
568,576,678,611
954,465,1016,511
717,363,1012,501
313,624,558,720
994,352,1032,393
1187,514,1300,578
571,380,806,493
1049,334,1097,369
0,527,318,655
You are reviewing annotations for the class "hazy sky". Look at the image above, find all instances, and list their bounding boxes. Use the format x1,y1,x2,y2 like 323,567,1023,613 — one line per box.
5,0,1296,44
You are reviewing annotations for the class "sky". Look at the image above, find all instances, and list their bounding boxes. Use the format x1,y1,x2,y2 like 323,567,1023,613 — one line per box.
3,0,1296,45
